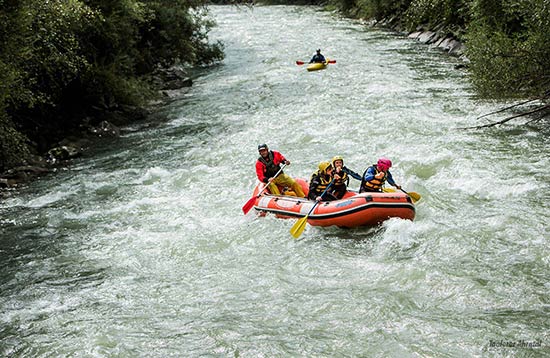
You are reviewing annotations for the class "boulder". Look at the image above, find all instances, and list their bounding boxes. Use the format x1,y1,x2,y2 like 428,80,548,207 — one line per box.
0,178,18,188
448,40,464,56
1,165,51,186
432,37,446,47
437,37,454,51
417,31,437,44
153,66,193,90
47,145,81,163
88,121,120,138
408,31,422,39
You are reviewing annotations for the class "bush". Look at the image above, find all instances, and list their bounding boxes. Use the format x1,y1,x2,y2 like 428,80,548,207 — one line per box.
466,0,550,98
0,0,224,170
404,0,468,31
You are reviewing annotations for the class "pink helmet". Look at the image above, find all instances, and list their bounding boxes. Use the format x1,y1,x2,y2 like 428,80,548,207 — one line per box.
377,157,392,171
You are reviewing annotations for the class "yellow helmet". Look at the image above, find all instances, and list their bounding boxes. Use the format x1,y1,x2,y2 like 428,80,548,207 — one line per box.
331,155,344,166
318,161,332,173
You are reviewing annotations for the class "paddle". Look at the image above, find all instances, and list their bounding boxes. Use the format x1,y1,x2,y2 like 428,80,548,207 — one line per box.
382,187,421,203
242,164,287,215
295,60,336,65
399,188,421,203
290,180,334,239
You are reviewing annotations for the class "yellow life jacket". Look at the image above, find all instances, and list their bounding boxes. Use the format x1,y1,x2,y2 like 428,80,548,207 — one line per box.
364,167,387,191
333,170,348,187
310,170,332,195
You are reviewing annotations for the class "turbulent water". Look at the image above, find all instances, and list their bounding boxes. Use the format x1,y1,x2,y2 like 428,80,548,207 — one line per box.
1,5,549,357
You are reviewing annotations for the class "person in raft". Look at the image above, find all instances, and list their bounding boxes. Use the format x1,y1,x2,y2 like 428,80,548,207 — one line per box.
256,144,305,197
308,161,338,202
330,155,362,199
309,49,326,63
359,157,402,193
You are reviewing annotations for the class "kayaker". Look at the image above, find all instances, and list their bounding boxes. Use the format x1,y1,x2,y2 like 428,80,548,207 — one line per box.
256,144,305,197
330,155,362,199
309,49,326,63
308,161,338,201
359,157,402,193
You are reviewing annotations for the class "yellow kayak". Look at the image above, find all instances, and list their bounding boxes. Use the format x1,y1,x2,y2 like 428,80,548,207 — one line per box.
307,58,330,72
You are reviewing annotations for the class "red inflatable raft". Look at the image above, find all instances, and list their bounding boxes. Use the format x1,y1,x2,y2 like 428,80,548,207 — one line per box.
251,178,415,228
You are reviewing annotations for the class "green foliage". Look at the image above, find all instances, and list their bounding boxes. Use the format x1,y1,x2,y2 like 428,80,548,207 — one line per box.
0,0,33,166
26,1,94,104
466,0,550,98
352,0,411,20
137,2,224,71
0,112,31,170
0,0,224,170
329,0,358,14
0,0,33,110
404,0,469,31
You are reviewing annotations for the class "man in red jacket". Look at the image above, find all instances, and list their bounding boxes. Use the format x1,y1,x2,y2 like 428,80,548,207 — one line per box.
256,144,305,197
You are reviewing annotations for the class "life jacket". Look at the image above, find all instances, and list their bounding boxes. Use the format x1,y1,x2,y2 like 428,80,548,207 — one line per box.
332,169,349,188
311,54,325,63
258,151,282,178
360,165,387,191
310,170,332,196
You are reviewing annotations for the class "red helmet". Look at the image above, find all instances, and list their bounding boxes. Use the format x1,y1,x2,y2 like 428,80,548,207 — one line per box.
377,157,392,171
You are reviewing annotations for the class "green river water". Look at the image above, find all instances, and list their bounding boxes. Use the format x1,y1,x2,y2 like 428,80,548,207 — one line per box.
1,5,549,357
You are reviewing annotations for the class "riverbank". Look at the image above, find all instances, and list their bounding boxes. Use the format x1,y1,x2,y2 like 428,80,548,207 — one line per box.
0,0,223,186
361,16,467,66
0,68,193,190
330,0,549,99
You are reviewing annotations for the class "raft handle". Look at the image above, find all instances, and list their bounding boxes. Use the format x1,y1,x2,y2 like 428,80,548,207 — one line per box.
365,196,373,202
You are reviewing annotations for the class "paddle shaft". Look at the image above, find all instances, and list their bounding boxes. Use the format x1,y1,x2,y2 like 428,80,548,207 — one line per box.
309,180,335,211
259,163,287,195
296,60,336,65
290,180,334,238
242,163,287,214
399,187,421,202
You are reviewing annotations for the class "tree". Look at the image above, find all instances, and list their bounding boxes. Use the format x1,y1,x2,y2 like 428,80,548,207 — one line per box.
466,0,550,98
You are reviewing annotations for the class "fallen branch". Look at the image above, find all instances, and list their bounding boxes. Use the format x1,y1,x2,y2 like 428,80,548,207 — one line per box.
475,97,541,120
525,112,549,125
463,105,550,129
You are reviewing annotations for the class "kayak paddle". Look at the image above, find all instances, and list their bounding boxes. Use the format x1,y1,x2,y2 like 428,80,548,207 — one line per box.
295,60,336,65
242,164,287,215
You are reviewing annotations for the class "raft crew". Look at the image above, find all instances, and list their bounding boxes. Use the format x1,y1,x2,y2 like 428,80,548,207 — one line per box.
308,161,338,201
359,157,402,193
255,144,305,197
330,155,362,199
309,49,326,63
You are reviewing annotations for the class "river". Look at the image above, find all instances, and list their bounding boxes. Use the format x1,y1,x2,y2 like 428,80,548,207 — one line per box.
1,5,548,357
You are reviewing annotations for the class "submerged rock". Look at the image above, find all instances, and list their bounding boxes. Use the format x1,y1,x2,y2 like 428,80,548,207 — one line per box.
47,145,82,163
88,121,120,138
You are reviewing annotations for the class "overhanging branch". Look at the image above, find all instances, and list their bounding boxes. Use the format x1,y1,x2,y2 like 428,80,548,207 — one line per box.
462,105,550,129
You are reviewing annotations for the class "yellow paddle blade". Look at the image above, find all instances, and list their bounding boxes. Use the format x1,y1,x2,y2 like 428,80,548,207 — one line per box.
290,215,309,239
382,187,421,203
407,191,421,202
